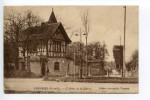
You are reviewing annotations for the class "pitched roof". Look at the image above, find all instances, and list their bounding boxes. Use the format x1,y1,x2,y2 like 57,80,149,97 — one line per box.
48,10,57,24
19,9,71,43
19,22,71,43
19,22,59,40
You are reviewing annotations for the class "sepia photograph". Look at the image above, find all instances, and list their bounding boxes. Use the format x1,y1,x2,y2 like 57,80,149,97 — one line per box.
4,6,138,94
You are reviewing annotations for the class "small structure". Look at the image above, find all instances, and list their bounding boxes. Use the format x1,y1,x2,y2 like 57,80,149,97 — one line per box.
87,60,107,76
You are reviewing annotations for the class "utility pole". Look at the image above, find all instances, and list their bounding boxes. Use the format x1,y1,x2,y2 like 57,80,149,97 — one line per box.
74,29,85,79
123,6,126,78
74,47,76,79
102,41,105,71
79,29,83,79
85,33,88,77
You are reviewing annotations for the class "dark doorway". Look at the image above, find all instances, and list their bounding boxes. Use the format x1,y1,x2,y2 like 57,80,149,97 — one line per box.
41,63,46,76
21,62,25,70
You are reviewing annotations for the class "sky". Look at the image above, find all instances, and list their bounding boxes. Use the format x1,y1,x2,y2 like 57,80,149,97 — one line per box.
4,6,138,62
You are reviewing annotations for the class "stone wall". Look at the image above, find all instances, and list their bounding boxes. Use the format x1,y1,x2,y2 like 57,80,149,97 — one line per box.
21,57,107,77
47,58,76,76
29,57,77,77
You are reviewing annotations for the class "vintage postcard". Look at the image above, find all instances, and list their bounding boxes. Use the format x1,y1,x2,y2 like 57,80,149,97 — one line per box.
4,6,138,94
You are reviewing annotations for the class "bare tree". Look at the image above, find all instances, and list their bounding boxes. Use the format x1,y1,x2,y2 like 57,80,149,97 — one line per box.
81,9,90,37
4,9,27,69
4,9,42,70
80,8,91,76
25,10,42,27
22,10,43,70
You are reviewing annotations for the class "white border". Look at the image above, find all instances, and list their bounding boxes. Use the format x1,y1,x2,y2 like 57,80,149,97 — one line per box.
1,0,150,100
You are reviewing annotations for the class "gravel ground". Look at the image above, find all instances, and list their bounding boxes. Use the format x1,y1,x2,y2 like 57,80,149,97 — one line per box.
4,78,138,94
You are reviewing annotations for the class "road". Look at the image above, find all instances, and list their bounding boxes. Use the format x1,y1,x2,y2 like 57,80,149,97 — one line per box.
4,78,138,93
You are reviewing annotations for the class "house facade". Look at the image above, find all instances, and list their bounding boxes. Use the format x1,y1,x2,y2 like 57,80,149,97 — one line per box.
18,9,76,77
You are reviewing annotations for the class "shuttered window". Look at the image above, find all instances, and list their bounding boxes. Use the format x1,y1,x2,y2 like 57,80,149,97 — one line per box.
54,62,60,71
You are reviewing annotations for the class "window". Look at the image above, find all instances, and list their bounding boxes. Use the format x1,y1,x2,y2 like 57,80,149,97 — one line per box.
53,41,61,52
54,62,60,71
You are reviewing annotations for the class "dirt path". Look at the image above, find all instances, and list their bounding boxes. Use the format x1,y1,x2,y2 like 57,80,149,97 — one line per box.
4,78,138,93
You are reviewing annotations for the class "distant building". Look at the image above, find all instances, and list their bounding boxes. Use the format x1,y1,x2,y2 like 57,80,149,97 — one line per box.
18,9,76,77
113,45,123,72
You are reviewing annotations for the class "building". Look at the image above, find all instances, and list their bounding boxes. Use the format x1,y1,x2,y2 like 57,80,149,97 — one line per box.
113,45,123,72
18,9,76,77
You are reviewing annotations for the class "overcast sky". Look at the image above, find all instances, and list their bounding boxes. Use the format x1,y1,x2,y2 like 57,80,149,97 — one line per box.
4,6,138,62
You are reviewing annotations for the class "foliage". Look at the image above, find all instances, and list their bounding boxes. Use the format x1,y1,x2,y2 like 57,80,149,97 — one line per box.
66,42,85,65
87,41,109,61
4,9,43,69
66,41,109,66
113,45,123,72
126,50,138,71
105,61,116,70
